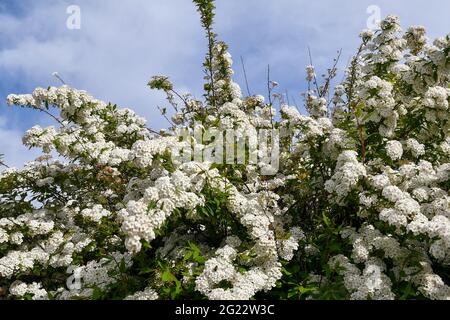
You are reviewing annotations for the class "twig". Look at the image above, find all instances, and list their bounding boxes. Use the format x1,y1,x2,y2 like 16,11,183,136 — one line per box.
41,109,65,126
267,65,274,129
322,48,342,99
52,72,67,85
157,105,176,127
267,65,273,105
0,160,10,169
169,88,188,112
146,127,163,136
307,46,321,94
345,43,367,163
240,56,251,97
206,26,217,107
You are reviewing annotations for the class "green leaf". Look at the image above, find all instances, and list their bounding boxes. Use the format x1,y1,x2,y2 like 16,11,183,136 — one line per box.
322,212,331,227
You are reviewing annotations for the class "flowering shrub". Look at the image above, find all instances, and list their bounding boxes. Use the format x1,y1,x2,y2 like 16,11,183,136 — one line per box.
1,1,449,300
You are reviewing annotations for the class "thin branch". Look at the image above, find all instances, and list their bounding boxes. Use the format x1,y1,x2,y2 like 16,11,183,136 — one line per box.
52,72,67,85
307,46,321,94
157,105,176,127
267,65,273,106
267,65,275,130
345,43,367,163
206,24,217,108
193,0,218,108
146,127,163,136
322,49,343,100
41,109,65,126
240,56,251,96
0,160,10,169
169,89,188,112
346,43,365,111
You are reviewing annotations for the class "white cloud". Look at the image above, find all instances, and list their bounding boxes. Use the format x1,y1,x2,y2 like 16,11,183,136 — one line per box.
1,0,206,125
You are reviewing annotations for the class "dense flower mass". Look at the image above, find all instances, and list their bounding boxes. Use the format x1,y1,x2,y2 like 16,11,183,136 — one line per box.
0,2,449,300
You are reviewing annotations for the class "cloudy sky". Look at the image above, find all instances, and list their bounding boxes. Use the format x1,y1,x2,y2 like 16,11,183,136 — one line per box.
0,0,449,168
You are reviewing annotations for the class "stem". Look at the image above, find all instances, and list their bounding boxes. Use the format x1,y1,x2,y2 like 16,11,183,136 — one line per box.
206,27,217,107
267,65,274,130
346,43,367,162
308,46,321,95
267,64,273,105
322,49,342,99
146,127,163,136
0,160,10,168
240,56,251,96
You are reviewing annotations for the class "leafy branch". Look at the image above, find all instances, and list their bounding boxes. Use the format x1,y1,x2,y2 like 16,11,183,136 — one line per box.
193,0,218,108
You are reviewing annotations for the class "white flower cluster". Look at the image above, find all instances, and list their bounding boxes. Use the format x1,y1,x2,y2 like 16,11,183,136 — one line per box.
404,25,427,54
195,237,282,300
9,281,48,300
341,224,403,263
306,95,327,119
329,255,395,300
277,227,305,260
22,125,58,153
325,150,366,203
360,161,450,265
0,230,83,278
55,252,133,299
80,204,111,223
406,138,425,158
8,85,149,168
124,287,159,300
359,76,398,137
385,140,403,160
195,174,303,298
118,166,205,253
366,15,404,65
305,65,315,82
130,137,178,168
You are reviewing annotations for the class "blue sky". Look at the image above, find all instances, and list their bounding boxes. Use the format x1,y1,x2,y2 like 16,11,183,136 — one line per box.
0,0,449,167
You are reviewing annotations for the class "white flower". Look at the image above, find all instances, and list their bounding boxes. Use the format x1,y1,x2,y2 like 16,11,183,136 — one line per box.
305,65,315,82
80,205,111,223
385,140,403,160
406,138,425,157
125,287,159,300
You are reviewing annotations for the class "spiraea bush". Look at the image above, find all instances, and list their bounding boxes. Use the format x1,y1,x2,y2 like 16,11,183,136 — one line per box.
0,0,449,300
